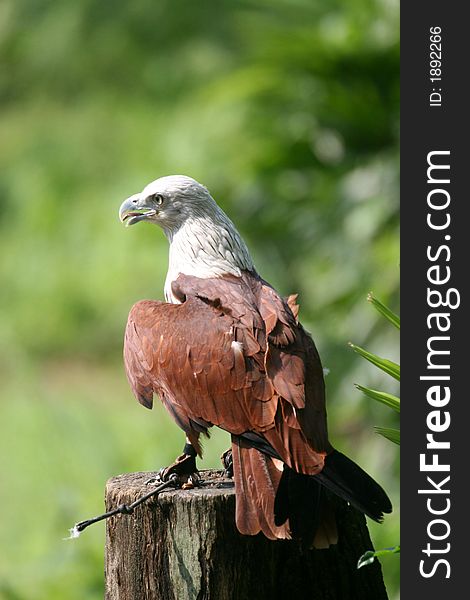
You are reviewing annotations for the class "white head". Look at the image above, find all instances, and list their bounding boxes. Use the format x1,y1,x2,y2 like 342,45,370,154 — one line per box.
119,175,254,294
119,175,219,234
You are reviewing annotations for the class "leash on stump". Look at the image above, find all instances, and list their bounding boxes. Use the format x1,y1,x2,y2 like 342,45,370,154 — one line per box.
65,474,177,539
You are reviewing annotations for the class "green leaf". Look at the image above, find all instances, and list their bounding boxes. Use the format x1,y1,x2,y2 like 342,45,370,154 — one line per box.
375,427,400,445
357,546,400,569
354,384,400,413
367,293,400,330
349,343,400,381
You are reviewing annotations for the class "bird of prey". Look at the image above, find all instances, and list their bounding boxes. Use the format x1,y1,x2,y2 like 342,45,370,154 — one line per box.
119,175,391,548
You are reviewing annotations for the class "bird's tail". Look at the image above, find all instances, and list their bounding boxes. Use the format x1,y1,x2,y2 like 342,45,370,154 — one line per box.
231,439,290,541
273,449,392,548
273,464,338,548
231,439,338,548
314,449,393,522
232,442,391,548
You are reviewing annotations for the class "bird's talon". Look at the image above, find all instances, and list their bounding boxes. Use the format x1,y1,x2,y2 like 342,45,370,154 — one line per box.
145,476,159,486
221,448,233,478
147,466,175,485
151,453,200,488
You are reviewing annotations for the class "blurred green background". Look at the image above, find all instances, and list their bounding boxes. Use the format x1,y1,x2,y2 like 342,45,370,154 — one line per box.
0,0,399,598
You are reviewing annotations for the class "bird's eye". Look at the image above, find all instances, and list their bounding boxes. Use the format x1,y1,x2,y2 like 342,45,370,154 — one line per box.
153,194,164,206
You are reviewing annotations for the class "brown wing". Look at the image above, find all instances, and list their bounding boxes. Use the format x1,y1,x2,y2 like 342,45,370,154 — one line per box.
231,440,290,540
124,295,279,454
170,271,332,468
125,270,331,469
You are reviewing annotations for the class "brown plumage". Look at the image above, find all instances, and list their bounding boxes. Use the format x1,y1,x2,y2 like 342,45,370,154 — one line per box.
119,175,392,548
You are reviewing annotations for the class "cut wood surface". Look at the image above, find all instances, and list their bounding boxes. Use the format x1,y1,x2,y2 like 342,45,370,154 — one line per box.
105,470,388,600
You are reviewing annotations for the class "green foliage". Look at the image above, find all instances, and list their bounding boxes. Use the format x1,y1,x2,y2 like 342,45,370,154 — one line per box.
349,343,400,381
358,546,400,569
374,427,400,446
0,1,399,598
351,294,400,445
353,294,400,569
354,384,400,413
368,292,401,330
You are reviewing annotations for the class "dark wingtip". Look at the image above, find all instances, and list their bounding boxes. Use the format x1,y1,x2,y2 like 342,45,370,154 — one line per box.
317,450,392,522
138,394,153,409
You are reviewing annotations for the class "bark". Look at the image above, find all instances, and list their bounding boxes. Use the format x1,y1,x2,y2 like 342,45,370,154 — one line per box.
105,470,388,600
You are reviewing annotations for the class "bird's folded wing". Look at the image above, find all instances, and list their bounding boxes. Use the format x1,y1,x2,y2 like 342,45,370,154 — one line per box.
124,271,331,467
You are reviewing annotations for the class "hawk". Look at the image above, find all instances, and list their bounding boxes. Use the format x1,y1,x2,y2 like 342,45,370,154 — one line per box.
119,175,391,547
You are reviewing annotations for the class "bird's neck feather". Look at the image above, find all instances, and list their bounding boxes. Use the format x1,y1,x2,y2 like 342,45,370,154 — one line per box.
164,215,253,303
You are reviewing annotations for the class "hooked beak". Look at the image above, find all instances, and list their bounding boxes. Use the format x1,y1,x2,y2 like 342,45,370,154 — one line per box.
119,194,158,227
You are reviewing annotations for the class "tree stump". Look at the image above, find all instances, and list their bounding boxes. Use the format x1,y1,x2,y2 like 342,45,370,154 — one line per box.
105,470,388,600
